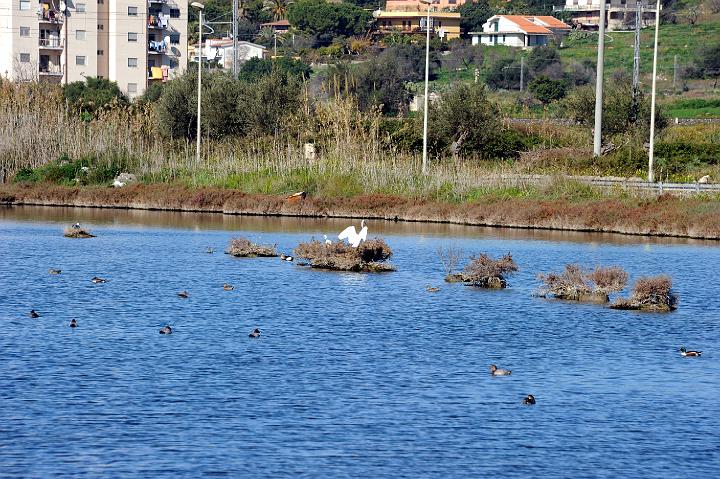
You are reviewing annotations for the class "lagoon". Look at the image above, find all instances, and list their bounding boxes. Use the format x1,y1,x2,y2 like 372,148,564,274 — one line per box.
1,206,719,478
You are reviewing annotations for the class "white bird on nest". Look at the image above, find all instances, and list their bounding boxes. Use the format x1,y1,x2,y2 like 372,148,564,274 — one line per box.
323,235,332,245
338,220,368,248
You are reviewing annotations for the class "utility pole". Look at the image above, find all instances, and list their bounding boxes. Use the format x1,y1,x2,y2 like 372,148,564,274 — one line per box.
520,56,524,92
673,54,678,90
420,0,432,174
632,1,641,93
593,0,607,156
232,0,238,77
274,33,277,57
648,0,661,182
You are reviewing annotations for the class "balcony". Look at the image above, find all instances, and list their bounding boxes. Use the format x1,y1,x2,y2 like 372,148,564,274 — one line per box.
39,37,63,49
148,14,168,29
39,65,63,75
38,10,64,24
148,40,167,54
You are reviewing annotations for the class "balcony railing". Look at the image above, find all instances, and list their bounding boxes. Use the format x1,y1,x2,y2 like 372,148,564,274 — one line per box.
39,10,64,24
148,14,169,29
39,37,62,48
148,40,167,54
39,65,63,75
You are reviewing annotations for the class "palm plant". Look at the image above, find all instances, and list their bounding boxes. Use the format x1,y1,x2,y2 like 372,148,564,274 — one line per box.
264,0,292,21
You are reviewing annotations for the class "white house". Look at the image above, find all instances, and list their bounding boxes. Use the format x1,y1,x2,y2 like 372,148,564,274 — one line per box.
195,39,267,69
470,15,571,48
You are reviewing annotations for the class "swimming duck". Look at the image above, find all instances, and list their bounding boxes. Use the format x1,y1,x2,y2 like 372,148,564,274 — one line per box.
522,394,536,405
249,328,261,338
29,309,40,318
72,222,81,229
426,285,440,292
91,276,107,284
177,291,189,298
159,325,172,334
223,283,234,291
206,247,215,254
490,364,512,376
69,319,78,328
284,256,293,262
679,346,702,357
48,268,62,275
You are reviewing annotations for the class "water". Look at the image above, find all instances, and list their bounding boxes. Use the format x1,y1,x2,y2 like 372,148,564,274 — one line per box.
1,206,719,478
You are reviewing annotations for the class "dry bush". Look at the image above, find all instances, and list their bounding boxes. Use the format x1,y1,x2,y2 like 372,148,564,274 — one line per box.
612,275,678,311
294,238,393,272
63,227,95,238
587,266,629,294
461,253,518,288
226,237,278,257
538,264,628,301
437,245,463,276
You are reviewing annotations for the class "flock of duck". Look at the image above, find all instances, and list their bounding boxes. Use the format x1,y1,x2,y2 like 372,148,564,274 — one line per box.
28,221,704,407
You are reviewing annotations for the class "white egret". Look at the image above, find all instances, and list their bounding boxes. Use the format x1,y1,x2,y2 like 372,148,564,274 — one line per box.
323,235,332,245
338,220,368,248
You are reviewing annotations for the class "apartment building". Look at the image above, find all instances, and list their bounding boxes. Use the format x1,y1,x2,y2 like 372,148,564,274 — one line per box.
0,0,188,97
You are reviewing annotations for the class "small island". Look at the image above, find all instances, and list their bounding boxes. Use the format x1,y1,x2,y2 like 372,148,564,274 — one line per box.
611,275,679,312
225,237,278,257
537,264,628,303
444,253,518,289
293,238,394,272
63,227,96,238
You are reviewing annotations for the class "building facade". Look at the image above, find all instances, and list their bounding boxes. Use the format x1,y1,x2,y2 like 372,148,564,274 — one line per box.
558,0,658,30
470,15,570,48
0,0,188,97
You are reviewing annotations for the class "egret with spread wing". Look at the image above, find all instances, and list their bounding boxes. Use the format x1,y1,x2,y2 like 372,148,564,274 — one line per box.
338,220,368,248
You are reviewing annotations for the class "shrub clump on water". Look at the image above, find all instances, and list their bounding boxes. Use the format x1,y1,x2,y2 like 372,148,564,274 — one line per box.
537,264,628,303
445,253,518,288
611,275,678,312
226,237,278,257
63,227,95,238
293,238,394,272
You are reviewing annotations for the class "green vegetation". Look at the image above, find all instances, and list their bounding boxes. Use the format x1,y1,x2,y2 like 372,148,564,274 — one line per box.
63,77,127,116
662,98,720,118
287,0,372,42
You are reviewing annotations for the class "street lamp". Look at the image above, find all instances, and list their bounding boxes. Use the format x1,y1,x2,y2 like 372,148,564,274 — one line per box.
191,1,205,165
420,0,432,174
647,0,662,182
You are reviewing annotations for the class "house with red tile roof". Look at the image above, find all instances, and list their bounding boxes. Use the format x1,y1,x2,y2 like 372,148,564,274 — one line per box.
470,15,571,48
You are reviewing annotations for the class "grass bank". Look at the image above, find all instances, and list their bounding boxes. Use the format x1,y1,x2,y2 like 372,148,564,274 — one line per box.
3,182,720,240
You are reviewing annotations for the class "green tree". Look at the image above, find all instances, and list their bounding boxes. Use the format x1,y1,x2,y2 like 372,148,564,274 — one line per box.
426,82,505,158
698,41,720,87
63,77,127,113
239,57,312,82
527,45,561,75
156,71,198,138
458,0,492,36
287,0,372,38
264,0,292,21
528,76,568,104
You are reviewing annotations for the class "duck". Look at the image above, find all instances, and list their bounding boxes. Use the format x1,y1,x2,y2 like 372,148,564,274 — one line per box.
679,346,702,357
490,364,512,376
69,319,78,328
426,285,440,292
522,394,536,405
280,254,293,262
159,325,173,334
249,328,261,338
206,247,215,254
29,309,40,318
48,268,62,275
177,291,189,298
223,283,234,291
91,276,107,284
72,222,81,229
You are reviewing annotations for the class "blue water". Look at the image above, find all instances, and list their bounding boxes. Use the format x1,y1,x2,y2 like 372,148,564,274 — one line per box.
1,207,719,478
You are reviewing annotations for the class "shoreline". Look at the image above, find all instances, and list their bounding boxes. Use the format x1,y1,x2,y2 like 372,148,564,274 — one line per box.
2,183,720,240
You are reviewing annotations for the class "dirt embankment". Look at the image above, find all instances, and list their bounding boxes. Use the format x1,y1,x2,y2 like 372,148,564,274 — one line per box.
2,183,720,240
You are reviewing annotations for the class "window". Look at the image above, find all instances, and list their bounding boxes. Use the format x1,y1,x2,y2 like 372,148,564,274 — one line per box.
170,8,180,18
127,83,137,93
76,55,86,65
19,0,30,10
128,6,138,16
148,58,156,67
19,53,31,62
97,49,104,55
98,24,104,30
127,57,138,68
169,33,180,45
127,32,138,42
76,30,86,40
98,0,103,3
76,3,86,12
19,27,30,37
